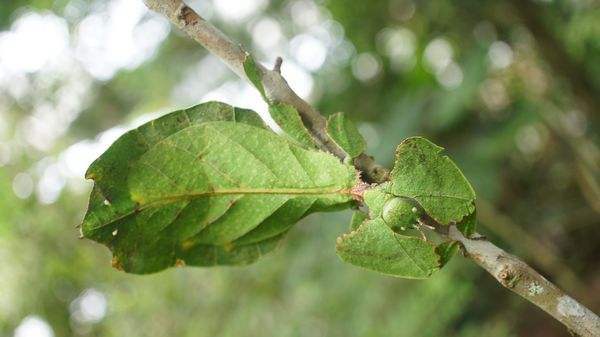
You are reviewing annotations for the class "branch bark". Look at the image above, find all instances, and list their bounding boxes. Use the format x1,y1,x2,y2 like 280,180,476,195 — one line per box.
142,0,599,335
447,226,600,337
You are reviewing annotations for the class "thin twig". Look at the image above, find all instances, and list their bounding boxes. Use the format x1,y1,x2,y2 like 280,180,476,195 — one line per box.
142,1,599,335
273,57,283,73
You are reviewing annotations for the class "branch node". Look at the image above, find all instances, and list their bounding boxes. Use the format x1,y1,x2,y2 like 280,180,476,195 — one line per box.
177,4,199,26
273,57,283,73
498,267,520,288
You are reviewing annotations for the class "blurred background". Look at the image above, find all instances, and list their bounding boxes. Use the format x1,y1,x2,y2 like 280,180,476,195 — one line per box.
0,0,598,336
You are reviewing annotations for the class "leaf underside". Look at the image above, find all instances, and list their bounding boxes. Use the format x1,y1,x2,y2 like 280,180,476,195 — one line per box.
82,101,357,274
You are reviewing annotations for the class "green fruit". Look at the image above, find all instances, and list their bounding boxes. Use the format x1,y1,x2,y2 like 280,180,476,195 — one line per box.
381,197,419,229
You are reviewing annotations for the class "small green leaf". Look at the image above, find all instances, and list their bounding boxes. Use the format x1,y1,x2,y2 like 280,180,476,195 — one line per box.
435,241,459,267
269,103,318,149
243,57,318,150
339,136,476,278
326,112,366,158
243,55,266,100
456,208,477,237
349,210,368,231
82,102,357,274
389,137,476,225
336,218,440,279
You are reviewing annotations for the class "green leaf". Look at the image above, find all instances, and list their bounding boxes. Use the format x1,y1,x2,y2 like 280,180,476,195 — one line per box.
269,103,318,149
339,136,478,275
336,218,440,279
243,56,317,150
388,137,476,225
435,241,459,267
349,210,368,231
243,55,266,100
82,102,357,274
326,112,366,158
456,209,477,238
84,101,265,227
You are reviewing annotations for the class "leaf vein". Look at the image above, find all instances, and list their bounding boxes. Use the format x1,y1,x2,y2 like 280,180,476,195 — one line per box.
204,124,280,183
392,234,428,275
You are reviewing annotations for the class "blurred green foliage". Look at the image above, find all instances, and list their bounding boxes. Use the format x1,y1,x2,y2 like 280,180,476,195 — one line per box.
0,0,598,336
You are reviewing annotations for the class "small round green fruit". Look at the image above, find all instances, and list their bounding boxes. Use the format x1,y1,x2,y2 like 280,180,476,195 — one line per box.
381,197,418,228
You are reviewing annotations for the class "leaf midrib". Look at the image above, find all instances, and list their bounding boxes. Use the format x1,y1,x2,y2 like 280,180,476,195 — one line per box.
142,186,352,204
88,186,352,232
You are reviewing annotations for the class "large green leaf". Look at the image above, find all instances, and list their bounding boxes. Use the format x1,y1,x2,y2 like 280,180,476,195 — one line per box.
84,101,265,224
389,137,476,225
336,218,440,279
82,102,357,274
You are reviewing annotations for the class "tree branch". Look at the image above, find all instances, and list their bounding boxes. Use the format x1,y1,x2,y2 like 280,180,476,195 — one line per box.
142,0,599,335
143,0,387,183
476,198,584,292
447,226,600,337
